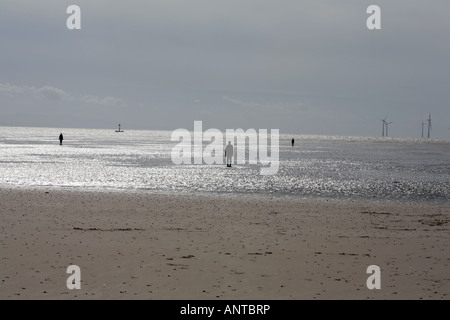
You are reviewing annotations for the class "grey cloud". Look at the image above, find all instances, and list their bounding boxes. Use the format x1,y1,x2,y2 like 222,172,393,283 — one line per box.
80,95,126,107
0,83,26,97
0,82,126,107
0,83,72,101
1,1,449,136
37,86,72,101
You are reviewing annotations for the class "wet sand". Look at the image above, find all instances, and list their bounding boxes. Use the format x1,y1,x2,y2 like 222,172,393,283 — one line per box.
0,188,449,300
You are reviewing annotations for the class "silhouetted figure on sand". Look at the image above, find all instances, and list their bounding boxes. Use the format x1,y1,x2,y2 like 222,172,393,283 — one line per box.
291,138,295,147
225,141,233,167
59,133,64,145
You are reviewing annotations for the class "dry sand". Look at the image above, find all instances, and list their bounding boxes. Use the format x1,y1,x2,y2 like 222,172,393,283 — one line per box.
0,188,449,300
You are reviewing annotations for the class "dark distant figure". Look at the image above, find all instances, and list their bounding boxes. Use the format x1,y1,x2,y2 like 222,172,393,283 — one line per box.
291,138,295,147
59,133,64,145
225,141,233,167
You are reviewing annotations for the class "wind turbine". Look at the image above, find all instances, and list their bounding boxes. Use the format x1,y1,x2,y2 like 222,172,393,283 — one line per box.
427,113,432,138
380,116,387,137
421,121,425,138
385,121,393,137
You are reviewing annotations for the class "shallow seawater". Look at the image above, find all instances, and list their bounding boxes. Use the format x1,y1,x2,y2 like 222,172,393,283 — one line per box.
0,126,449,203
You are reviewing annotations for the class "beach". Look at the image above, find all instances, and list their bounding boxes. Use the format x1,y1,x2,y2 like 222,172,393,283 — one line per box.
1,188,448,300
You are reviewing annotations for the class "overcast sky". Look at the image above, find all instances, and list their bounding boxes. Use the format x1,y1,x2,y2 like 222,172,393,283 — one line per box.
1,0,449,137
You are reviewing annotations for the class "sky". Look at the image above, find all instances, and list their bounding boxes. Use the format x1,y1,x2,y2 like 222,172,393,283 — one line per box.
1,0,450,138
